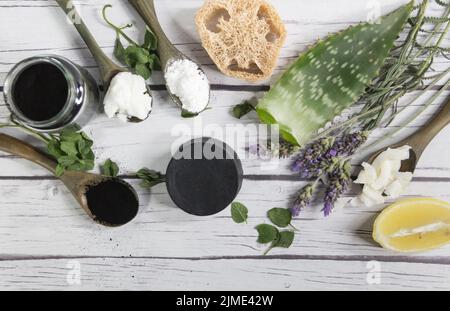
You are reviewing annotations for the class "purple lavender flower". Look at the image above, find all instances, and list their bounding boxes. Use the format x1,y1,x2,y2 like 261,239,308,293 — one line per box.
278,140,301,158
290,184,314,217
290,131,367,217
330,131,369,157
322,161,352,217
291,138,334,178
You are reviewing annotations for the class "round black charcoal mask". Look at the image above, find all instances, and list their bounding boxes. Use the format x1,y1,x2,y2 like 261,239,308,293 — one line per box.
166,138,243,216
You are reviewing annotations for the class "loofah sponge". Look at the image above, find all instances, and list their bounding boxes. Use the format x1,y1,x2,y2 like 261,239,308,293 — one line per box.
195,0,286,82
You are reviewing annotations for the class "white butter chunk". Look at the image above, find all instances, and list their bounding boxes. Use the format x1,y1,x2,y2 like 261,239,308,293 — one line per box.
372,160,394,190
354,162,377,184
385,180,404,198
104,72,153,122
357,145,413,207
363,185,385,204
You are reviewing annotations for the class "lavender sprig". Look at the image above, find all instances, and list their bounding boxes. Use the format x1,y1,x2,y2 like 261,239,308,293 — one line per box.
290,184,314,217
330,131,369,157
290,131,366,217
322,161,352,217
291,137,334,178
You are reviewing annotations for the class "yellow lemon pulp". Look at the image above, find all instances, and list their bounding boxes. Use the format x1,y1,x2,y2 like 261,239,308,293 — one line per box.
373,198,450,252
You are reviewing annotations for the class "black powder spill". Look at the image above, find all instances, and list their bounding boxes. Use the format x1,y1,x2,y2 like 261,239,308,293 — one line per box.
85,180,139,226
13,62,69,122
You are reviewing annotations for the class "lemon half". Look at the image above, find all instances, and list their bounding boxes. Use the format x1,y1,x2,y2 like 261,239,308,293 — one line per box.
373,198,450,252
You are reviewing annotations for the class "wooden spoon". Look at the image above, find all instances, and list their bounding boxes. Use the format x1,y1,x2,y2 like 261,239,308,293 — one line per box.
128,0,211,113
55,0,152,122
0,134,139,227
368,97,450,173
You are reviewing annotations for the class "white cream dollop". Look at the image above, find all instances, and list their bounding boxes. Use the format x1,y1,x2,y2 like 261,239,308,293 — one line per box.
104,72,152,122
165,59,210,114
354,146,413,207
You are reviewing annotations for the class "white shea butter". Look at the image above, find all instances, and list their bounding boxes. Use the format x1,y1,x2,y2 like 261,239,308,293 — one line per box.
104,72,152,122
354,146,413,207
165,59,210,113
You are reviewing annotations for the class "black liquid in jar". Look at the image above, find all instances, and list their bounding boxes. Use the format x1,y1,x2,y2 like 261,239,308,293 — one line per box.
13,62,69,122
85,180,139,226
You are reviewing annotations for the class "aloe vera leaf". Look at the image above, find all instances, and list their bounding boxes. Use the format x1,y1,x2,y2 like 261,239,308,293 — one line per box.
256,2,413,146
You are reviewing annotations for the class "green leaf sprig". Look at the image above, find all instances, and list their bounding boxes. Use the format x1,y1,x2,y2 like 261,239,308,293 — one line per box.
136,168,165,188
1,118,96,177
255,224,295,256
232,101,256,119
258,208,297,255
102,5,160,80
101,159,119,177
230,202,297,255
46,127,95,177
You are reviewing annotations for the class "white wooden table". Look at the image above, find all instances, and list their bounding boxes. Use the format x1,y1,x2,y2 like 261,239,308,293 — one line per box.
0,0,449,291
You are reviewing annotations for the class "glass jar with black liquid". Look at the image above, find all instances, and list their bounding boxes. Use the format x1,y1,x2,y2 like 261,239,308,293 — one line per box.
3,55,99,132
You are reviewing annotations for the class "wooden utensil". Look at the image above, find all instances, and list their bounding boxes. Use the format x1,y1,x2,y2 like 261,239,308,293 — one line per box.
55,0,152,122
128,0,210,111
0,134,138,227
368,97,450,173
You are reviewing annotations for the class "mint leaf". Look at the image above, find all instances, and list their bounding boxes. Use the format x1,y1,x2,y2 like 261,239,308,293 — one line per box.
55,164,65,177
263,230,296,255
83,158,95,171
181,109,199,118
47,140,64,159
231,202,248,224
255,224,279,244
67,162,84,172
135,63,151,80
114,37,126,63
101,159,119,177
143,28,158,51
147,55,160,72
102,4,159,81
233,101,255,119
84,150,95,161
46,129,95,175
60,126,82,140
60,141,78,156
273,231,295,248
57,156,76,167
125,46,150,68
77,139,92,156
267,208,292,228
137,168,165,188
152,55,161,71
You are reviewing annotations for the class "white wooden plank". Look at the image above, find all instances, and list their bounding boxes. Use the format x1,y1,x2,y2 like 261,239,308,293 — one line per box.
0,0,448,86
0,90,448,178
0,178,449,258
0,257,449,290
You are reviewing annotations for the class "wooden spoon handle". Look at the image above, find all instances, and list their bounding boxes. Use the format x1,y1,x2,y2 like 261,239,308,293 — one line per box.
0,134,57,174
55,0,123,86
128,0,184,67
404,97,450,157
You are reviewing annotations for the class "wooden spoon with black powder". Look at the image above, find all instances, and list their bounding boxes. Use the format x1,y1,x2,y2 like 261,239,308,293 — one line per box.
0,134,139,226
84,179,139,226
